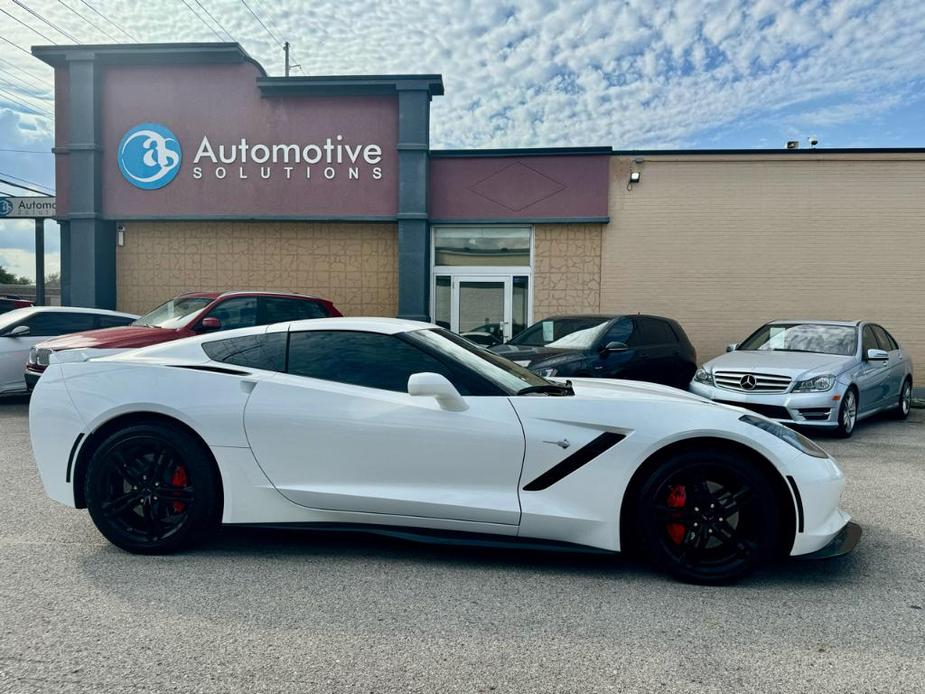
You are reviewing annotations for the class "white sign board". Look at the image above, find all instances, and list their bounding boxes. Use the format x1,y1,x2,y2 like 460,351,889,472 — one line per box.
0,196,56,219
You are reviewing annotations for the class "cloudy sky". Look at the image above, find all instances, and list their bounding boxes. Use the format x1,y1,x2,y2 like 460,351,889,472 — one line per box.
1,0,924,281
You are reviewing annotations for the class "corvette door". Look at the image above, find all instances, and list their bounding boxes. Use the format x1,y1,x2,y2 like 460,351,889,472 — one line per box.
243,329,526,525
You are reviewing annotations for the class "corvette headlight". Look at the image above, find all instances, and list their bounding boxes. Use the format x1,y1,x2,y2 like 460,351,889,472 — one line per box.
538,367,558,377
740,414,828,458
693,367,714,386
792,374,836,393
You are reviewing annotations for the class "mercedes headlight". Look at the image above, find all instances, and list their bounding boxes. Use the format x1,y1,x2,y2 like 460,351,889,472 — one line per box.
792,374,836,393
740,414,828,458
28,346,38,365
693,367,714,386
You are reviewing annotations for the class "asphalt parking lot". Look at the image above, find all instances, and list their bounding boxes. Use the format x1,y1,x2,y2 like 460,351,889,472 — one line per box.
1,397,923,694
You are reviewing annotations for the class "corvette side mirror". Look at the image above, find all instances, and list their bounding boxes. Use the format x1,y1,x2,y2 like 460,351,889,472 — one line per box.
199,317,222,331
4,325,30,337
408,372,468,412
726,343,738,352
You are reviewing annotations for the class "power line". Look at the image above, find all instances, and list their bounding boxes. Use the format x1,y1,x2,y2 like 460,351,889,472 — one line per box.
9,0,82,44
0,86,54,118
77,0,137,41
0,174,54,195
0,34,36,57
0,7,59,44
179,0,224,41
192,0,235,41
0,55,54,89
0,65,53,97
0,81,53,114
55,0,120,43
240,0,283,45
80,0,138,42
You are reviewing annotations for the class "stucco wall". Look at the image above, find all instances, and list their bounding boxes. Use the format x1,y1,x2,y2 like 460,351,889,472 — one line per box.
533,223,603,319
116,221,397,317
601,153,925,384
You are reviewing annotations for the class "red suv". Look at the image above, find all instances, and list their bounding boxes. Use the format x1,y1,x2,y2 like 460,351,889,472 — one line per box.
26,290,340,387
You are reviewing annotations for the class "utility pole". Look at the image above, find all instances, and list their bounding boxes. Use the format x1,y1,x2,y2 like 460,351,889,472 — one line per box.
34,218,45,306
283,42,300,77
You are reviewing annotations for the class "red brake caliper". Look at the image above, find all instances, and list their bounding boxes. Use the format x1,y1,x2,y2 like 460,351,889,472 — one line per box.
665,484,687,545
170,465,188,513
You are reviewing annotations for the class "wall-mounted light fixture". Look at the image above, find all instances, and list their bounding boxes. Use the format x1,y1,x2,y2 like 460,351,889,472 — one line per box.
626,156,646,191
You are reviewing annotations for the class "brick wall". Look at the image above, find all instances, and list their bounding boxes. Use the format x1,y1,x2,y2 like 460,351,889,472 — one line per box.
116,221,397,317
533,223,603,319
601,153,925,384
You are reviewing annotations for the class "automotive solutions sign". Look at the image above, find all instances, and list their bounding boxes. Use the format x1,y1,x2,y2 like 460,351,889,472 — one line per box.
0,196,56,218
117,123,385,191
102,64,398,218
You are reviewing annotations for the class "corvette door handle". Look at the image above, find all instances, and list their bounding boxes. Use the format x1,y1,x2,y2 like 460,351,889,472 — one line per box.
542,438,571,449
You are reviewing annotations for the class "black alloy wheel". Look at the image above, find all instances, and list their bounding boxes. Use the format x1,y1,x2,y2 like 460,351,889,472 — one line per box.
635,450,781,584
85,423,220,554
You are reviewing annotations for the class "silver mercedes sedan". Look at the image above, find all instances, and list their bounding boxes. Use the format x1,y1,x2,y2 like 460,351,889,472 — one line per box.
689,320,914,437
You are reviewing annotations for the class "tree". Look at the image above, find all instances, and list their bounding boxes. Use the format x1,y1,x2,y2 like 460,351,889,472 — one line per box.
0,266,30,285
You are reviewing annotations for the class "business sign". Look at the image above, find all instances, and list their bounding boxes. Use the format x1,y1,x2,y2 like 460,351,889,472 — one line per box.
117,122,182,190
101,64,399,218
116,122,384,189
0,196,56,218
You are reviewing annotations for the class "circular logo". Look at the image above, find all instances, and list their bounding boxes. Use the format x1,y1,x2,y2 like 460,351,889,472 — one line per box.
117,122,182,190
0,198,12,217
740,374,757,390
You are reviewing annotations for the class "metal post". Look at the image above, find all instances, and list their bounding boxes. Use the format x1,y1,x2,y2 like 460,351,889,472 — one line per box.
34,217,45,306
284,41,290,77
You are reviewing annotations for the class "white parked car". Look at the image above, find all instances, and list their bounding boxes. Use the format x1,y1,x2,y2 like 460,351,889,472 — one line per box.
30,318,859,583
0,306,137,395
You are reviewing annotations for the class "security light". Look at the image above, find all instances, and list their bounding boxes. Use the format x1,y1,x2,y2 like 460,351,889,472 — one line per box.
629,171,641,183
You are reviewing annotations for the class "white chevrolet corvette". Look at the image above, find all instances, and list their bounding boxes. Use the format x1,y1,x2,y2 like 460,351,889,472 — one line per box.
30,318,860,583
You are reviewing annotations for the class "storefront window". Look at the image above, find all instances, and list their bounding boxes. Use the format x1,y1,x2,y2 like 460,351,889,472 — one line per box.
434,227,531,266
512,276,529,337
434,276,451,330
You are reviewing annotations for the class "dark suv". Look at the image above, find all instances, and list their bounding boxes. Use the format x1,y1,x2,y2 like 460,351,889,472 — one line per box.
490,314,697,389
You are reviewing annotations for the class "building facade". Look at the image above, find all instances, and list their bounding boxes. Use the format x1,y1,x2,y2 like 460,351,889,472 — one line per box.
36,43,925,382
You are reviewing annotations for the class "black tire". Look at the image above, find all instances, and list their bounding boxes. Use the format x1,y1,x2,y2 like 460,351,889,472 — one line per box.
84,422,220,554
634,449,781,584
892,379,913,420
835,387,858,438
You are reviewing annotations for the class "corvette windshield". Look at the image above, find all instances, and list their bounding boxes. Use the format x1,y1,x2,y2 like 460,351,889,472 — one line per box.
406,328,556,395
738,324,857,356
133,297,213,329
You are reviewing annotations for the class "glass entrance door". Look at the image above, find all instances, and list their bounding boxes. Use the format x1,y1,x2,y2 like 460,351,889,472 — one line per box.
454,276,511,346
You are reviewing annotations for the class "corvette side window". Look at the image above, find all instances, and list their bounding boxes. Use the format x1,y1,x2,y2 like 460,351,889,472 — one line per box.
287,330,462,393
202,332,287,371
